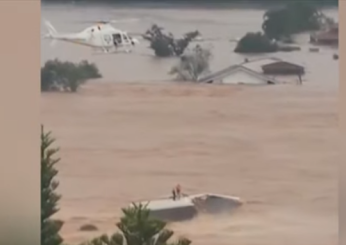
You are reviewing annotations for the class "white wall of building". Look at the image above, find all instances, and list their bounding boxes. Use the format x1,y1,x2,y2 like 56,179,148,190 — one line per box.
221,70,269,85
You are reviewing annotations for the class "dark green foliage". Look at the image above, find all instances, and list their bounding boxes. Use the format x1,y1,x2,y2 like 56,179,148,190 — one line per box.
262,2,333,40
170,45,212,81
80,203,192,245
143,24,200,57
234,32,278,53
234,2,335,53
41,59,102,92
41,125,64,245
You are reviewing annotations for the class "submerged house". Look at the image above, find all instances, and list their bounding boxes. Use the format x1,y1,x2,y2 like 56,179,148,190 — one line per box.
130,193,243,222
241,57,305,75
310,25,338,45
198,64,278,85
198,57,305,85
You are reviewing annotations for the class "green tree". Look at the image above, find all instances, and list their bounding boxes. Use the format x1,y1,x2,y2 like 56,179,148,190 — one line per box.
41,125,64,245
144,24,200,57
41,59,102,92
81,203,192,245
262,2,331,40
234,32,278,53
170,45,212,81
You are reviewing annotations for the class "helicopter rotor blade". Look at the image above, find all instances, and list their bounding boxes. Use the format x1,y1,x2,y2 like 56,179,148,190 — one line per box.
72,18,140,24
109,18,139,23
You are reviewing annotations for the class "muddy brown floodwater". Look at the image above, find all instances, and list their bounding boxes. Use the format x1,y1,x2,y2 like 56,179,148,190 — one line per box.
41,3,338,245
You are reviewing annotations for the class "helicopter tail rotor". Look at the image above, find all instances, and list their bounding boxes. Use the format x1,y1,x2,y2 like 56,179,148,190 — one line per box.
42,18,60,47
43,19,58,36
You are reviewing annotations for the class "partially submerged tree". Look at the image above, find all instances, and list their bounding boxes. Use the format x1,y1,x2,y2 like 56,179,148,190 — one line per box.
41,59,102,92
144,24,200,57
234,32,278,53
80,203,192,245
262,2,334,40
170,45,212,82
41,125,64,245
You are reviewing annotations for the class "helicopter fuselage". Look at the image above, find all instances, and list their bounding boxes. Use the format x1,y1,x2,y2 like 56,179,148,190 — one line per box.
45,23,139,52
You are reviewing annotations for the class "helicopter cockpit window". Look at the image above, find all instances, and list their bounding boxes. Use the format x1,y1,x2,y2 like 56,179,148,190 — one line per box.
112,33,122,45
122,34,129,42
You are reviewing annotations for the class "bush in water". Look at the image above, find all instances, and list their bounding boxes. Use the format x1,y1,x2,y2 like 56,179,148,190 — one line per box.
41,59,102,92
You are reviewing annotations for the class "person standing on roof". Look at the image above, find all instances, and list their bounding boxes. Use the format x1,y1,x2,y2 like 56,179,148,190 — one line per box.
172,188,176,201
175,184,181,199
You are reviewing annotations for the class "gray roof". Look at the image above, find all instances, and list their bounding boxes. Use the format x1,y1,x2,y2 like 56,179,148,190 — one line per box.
131,193,243,211
241,57,283,72
189,193,243,203
132,197,195,211
198,64,279,84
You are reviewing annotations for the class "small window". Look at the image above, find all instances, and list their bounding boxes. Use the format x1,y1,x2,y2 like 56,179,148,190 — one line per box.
113,33,122,44
122,34,129,41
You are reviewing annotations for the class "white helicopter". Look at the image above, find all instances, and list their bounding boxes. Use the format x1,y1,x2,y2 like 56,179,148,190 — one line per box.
42,18,141,54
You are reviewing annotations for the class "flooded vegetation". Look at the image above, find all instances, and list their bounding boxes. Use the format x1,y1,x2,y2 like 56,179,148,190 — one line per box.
41,3,338,86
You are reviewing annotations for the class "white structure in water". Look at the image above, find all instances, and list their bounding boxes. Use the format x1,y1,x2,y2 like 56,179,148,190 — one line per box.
130,193,243,222
198,57,305,85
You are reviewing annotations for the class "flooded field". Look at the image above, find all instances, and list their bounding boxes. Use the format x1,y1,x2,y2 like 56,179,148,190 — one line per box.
41,3,339,245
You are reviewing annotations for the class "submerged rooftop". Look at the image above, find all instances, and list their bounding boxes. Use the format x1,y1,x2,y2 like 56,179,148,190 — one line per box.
133,197,195,211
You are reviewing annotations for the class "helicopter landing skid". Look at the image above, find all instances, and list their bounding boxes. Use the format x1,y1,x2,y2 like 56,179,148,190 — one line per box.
91,49,133,55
